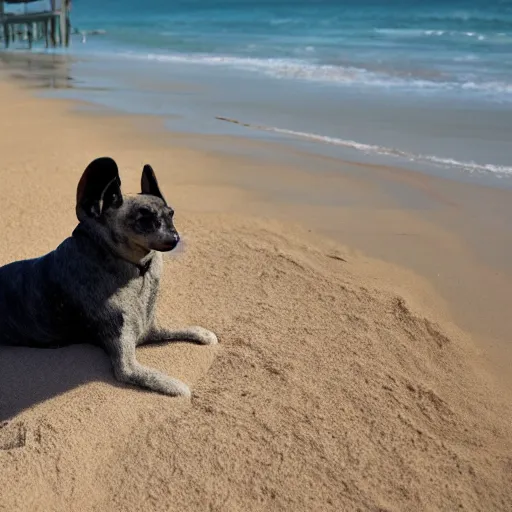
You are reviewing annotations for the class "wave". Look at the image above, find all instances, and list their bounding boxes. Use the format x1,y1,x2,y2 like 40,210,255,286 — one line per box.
409,13,512,28
374,28,512,41
115,51,512,99
375,28,443,37
215,117,512,177
269,18,300,26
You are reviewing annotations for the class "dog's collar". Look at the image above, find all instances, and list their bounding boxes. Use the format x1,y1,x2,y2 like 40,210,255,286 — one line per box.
136,259,152,277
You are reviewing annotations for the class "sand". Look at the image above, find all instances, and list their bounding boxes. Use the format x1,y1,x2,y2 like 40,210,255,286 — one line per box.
0,77,511,512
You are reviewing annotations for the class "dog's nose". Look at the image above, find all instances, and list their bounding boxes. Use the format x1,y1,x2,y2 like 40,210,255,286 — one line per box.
156,231,180,252
167,232,179,250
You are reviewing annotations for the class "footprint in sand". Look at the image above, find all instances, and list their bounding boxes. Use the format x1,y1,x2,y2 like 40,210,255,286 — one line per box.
0,421,27,450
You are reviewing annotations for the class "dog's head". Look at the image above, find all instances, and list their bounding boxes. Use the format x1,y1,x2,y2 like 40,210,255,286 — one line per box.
76,157,179,260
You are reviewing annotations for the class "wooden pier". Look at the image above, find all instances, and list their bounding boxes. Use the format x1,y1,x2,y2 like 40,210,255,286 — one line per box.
0,0,71,49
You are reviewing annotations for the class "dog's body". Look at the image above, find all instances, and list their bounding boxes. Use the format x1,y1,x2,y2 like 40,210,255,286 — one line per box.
0,157,217,397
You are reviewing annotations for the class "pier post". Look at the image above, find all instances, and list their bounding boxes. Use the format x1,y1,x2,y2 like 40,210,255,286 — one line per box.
59,0,68,47
43,19,49,48
0,1,7,49
0,1,3,47
50,16,56,46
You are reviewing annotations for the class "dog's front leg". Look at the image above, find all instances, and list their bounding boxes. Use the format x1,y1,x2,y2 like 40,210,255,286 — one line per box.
108,334,191,397
140,325,218,347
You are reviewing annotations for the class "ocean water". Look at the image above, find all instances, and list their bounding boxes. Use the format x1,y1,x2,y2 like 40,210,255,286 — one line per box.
9,0,512,181
71,0,512,98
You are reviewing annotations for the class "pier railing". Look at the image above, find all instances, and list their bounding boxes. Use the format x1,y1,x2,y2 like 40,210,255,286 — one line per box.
0,0,70,48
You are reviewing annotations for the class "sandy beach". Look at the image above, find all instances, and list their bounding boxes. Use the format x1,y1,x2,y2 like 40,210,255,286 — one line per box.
0,69,511,512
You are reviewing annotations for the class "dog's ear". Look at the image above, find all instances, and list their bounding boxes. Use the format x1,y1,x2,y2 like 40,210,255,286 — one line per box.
141,164,167,204
76,157,123,219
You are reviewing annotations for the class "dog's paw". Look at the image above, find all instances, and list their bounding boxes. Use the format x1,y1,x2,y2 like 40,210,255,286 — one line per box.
175,382,192,398
188,326,218,346
161,378,191,398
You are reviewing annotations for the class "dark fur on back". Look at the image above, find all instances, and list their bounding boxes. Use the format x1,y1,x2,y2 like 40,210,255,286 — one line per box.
0,157,217,396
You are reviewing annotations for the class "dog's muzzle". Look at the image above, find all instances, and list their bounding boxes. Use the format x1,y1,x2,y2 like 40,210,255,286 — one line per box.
158,232,180,252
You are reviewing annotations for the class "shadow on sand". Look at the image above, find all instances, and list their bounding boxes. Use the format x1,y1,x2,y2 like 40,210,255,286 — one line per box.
0,344,118,423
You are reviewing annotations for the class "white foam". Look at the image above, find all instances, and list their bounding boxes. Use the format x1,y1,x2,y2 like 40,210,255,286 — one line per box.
113,50,512,99
376,28,496,41
375,28,426,36
216,118,512,177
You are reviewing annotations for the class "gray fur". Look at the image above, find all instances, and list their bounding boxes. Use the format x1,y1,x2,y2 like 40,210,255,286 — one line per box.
0,157,217,397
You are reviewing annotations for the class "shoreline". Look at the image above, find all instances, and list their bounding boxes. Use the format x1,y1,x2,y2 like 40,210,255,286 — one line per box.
0,66,511,510
2,49,512,188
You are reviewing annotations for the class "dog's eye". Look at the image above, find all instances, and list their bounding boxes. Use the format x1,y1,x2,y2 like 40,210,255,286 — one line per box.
137,217,159,233
137,208,153,218
134,208,159,231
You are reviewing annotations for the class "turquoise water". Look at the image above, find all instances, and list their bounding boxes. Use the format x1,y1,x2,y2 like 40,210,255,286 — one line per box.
72,0,512,100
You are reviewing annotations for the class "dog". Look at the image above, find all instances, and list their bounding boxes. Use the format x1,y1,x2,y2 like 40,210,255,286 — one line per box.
0,157,217,397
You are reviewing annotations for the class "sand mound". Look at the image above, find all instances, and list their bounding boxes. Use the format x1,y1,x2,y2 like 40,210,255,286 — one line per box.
1,214,511,511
